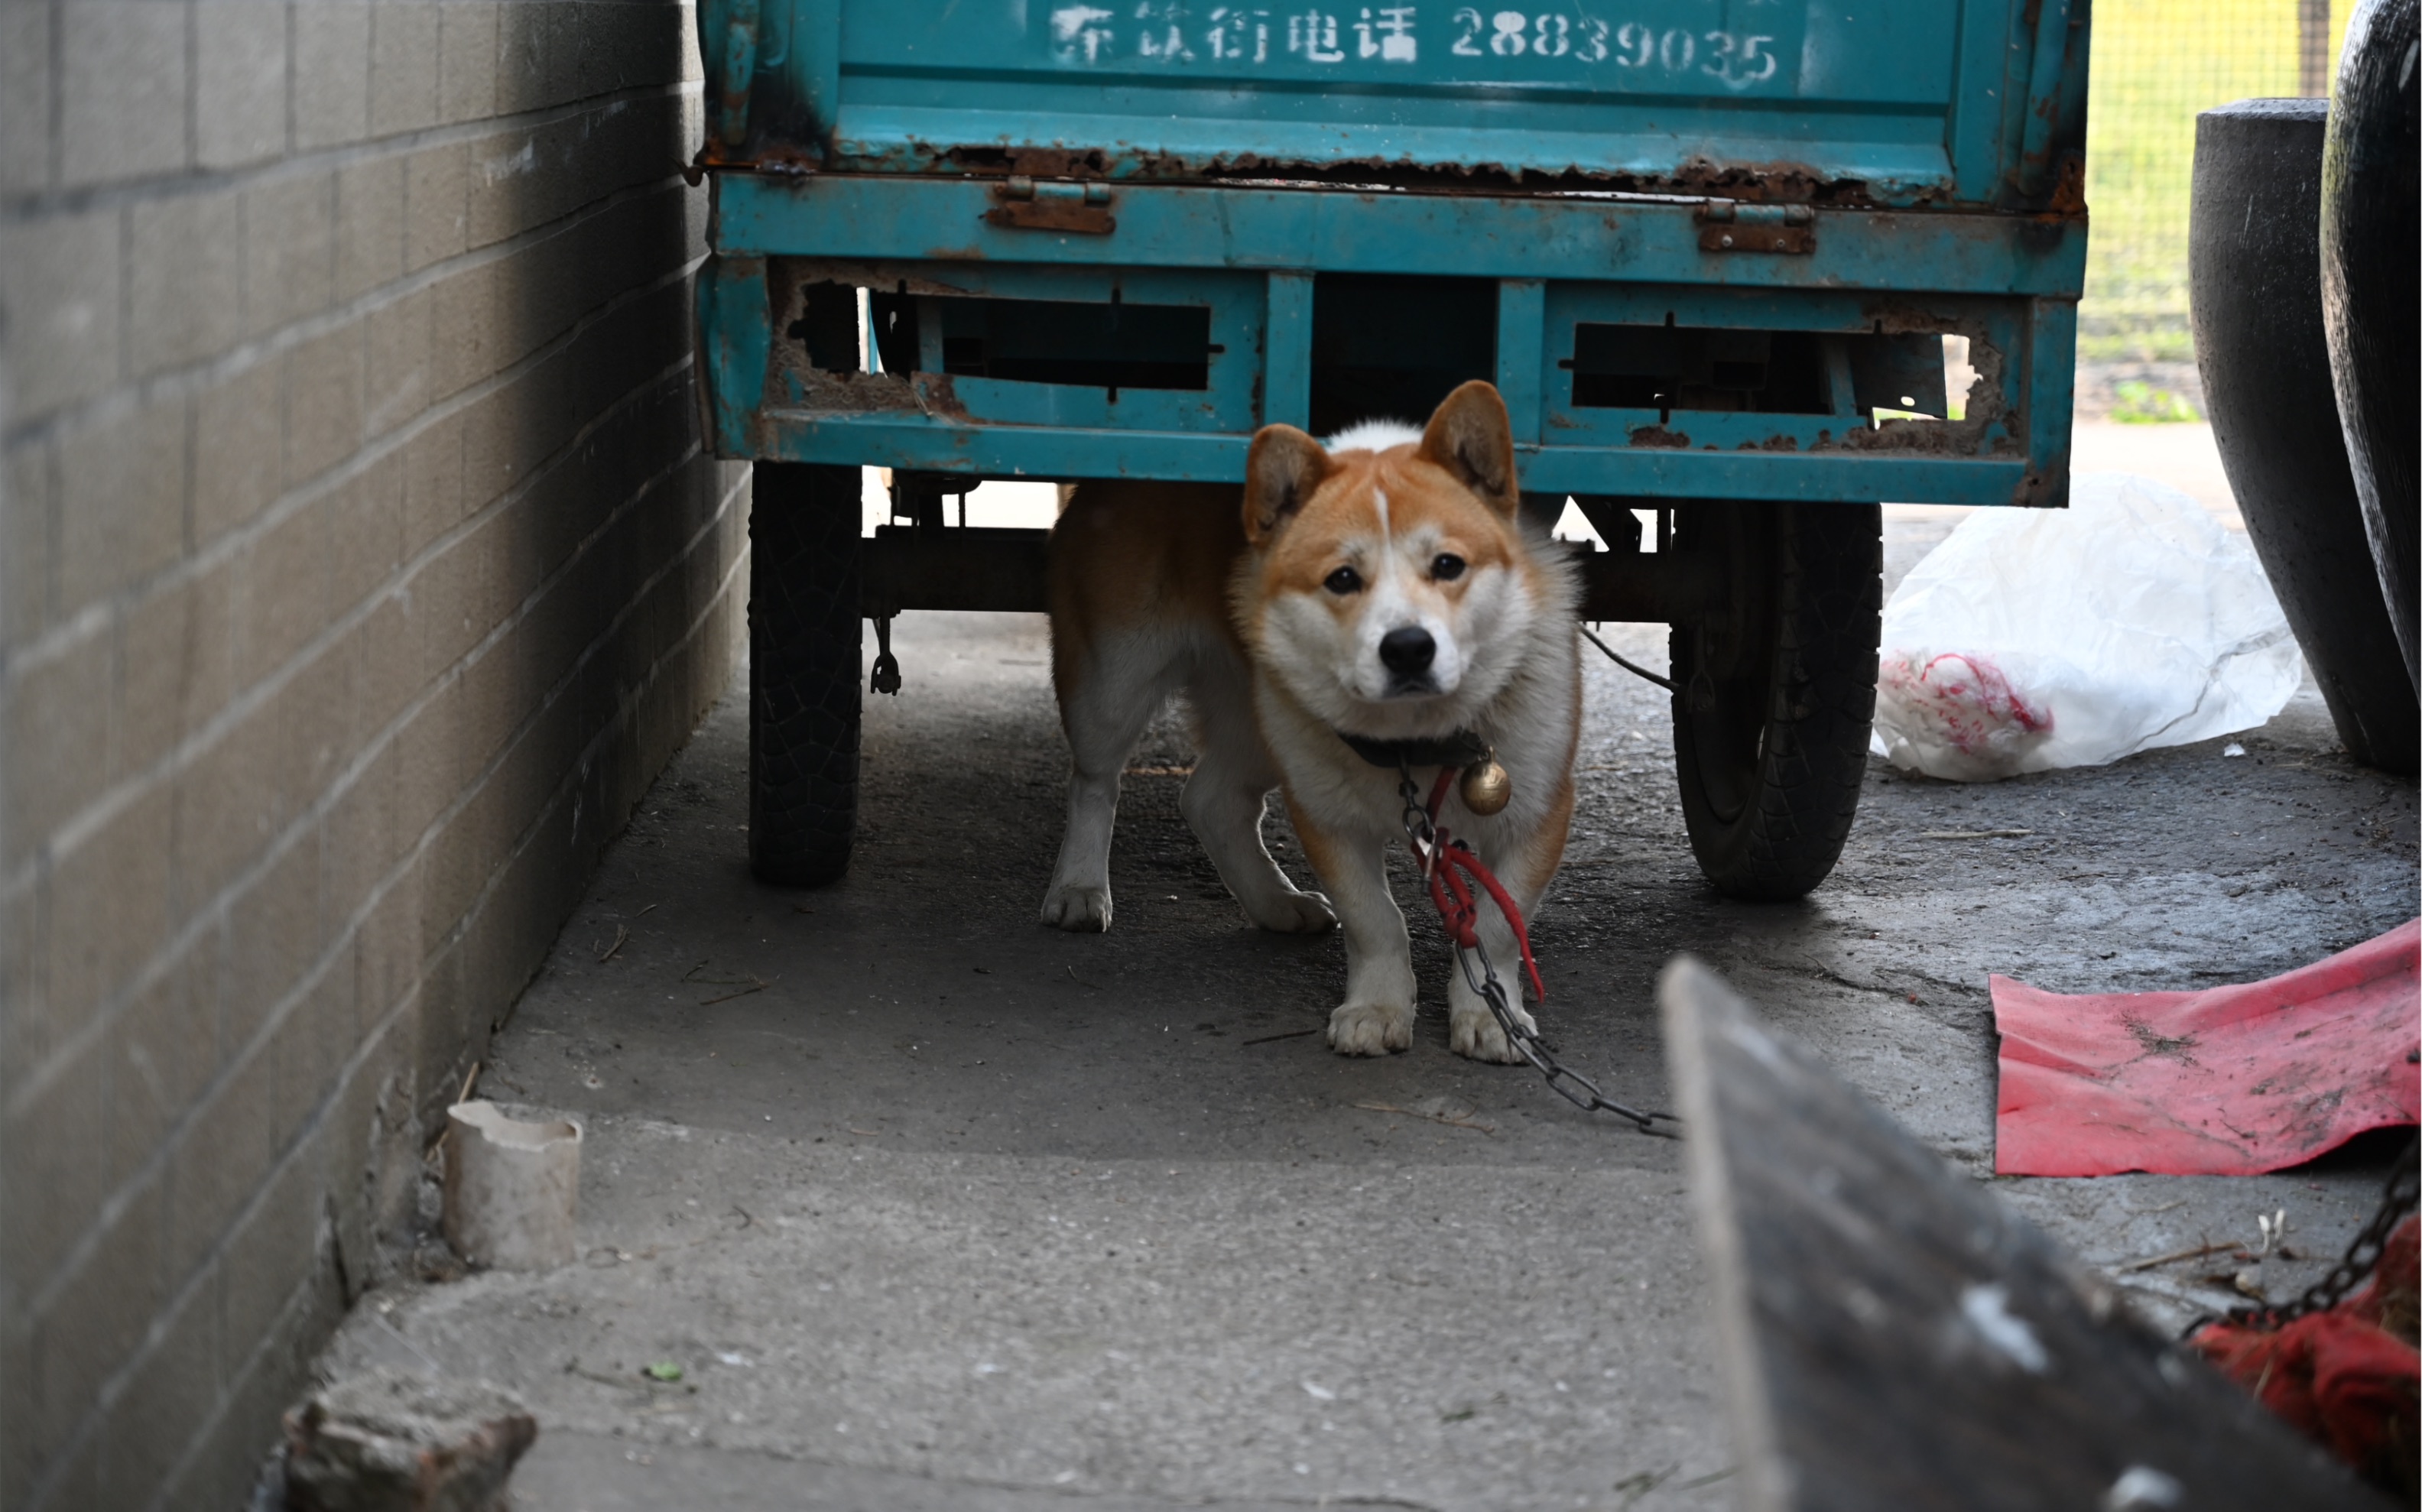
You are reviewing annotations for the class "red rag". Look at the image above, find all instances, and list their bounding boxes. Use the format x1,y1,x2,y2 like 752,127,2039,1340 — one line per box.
2190,1218,2420,1497
1991,920,2420,1177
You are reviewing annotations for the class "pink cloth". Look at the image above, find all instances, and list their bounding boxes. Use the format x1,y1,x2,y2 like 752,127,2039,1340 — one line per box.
1992,920,2421,1176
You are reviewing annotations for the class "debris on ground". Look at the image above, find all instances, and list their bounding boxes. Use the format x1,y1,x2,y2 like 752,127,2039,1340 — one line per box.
1992,920,2420,1176
1872,473,2301,781
282,1371,537,1512
2192,1215,2419,1500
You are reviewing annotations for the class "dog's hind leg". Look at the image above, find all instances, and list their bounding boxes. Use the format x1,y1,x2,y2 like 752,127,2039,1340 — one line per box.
1043,630,1181,932
1180,656,1335,934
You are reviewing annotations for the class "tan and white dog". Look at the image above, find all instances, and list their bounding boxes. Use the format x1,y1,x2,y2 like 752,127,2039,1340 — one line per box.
1042,381,1581,1062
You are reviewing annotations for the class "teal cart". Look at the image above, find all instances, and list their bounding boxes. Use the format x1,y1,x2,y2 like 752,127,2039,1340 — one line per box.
690,0,2090,896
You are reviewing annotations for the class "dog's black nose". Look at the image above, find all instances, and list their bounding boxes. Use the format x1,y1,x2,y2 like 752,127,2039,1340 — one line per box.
1379,626,1436,675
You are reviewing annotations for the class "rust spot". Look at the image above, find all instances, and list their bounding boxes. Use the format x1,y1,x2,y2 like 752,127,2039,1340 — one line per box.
1627,426,1691,449
893,138,1888,205
2045,153,2088,218
1738,435,1799,453
785,367,972,424
1697,223,1815,255
774,258,979,298
983,200,1115,235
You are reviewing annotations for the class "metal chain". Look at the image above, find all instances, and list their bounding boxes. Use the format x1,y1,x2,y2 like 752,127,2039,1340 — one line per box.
2195,1134,2420,1336
1398,774,1680,1138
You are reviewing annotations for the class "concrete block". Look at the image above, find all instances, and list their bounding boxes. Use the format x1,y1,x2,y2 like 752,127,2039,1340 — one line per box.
294,3,373,151
118,554,239,782
0,4,54,193
0,1299,34,1512
402,142,469,274
0,628,112,876
336,154,408,304
364,286,436,443
56,392,190,621
352,868,424,1033
45,778,175,1037
233,492,333,686
343,599,419,754
329,452,407,618
219,1142,320,1365
0,873,47,1095
165,1040,276,1283
31,1174,167,1468
60,0,191,186
106,951,218,1193
398,411,466,556
222,831,325,1059
0,1029,109,1303
322,739,402,930
278,967,359,1151
130,186,246,378
194,359,286,548
284,324,366,487
0,209,123,420
437,2,498,122
495,2,552,114
281,627,365,803
197,1,291,170
170,692,297,917
466,122,545,249
284,1371,537,1512
3,435,54,647
242,170,337,337
170,1249,344,1512
96,1265,220,1511
427,258,502,401
370,2,443,136
316,1032,391,1272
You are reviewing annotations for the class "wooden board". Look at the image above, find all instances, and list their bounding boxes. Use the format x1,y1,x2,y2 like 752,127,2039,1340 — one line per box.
1657,956,2391,1512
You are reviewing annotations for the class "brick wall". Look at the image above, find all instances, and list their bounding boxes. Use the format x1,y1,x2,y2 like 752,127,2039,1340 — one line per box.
0,2,748,1505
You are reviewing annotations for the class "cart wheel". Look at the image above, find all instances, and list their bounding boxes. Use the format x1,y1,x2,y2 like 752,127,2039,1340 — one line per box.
748,462,862,887
1668,501,1881,900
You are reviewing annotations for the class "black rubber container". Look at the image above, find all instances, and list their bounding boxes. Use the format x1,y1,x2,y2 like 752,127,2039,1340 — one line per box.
2322,0,2420,693
2192,97,2418,771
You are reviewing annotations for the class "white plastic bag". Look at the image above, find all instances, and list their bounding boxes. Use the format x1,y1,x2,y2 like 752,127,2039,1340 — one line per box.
1871,472,2303,782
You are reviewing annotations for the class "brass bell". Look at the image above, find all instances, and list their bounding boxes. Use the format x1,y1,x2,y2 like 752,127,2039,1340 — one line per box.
1459,755,1513,816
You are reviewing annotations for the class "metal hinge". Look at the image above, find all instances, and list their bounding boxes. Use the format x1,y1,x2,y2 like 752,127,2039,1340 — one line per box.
985,177,1117,235
1697,200,1816,255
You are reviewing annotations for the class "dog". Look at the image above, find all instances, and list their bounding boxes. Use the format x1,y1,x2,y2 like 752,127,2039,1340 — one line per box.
1041,380,1582,1062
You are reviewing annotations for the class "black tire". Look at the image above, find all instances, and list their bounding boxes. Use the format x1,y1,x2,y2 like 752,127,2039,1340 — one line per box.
748,462,862,887
1669,501,1881,900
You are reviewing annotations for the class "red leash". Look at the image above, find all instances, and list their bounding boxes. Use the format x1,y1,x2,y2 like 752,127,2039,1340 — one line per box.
1414,767,1547,1004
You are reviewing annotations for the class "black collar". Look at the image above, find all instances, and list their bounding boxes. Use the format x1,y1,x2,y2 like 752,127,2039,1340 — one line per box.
1336,729,1492,770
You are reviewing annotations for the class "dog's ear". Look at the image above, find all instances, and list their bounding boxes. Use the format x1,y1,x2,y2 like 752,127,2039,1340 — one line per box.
1416,381,1518,518
1242,425,1332,544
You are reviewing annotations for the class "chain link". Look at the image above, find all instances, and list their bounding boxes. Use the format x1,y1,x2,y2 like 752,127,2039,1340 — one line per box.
2196,1136,2420,1336
1398,774,1679,1138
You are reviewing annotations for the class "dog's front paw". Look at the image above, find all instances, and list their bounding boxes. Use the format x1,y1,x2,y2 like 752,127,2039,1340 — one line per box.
1327,999,1413,1056
1245,889,1336,934
1041,883,1112,932
1450,1001,1534,1064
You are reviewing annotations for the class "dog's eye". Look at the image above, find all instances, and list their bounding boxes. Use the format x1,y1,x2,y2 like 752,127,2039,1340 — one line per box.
1430,553,1466,582
1323,566,1363,595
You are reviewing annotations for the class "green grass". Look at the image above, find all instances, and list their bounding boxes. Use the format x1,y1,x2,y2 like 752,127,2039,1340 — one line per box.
2082,1,2345,358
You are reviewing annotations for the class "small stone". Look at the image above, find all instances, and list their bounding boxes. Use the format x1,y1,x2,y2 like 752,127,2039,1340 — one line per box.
283,1370,537,1512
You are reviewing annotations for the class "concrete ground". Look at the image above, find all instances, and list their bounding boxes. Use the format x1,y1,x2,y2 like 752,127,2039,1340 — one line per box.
317,498,2416,1512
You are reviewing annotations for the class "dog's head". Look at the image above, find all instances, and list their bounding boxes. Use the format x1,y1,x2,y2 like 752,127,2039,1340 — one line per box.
1236,381,1554,734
